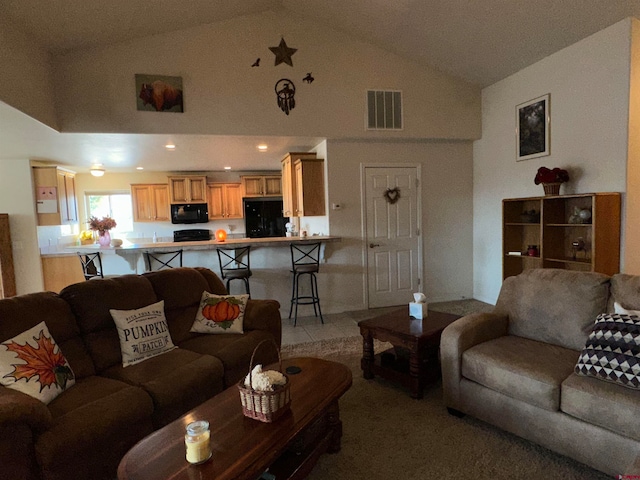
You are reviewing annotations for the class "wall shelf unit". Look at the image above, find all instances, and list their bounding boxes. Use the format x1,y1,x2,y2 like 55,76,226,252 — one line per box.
502,192,621,280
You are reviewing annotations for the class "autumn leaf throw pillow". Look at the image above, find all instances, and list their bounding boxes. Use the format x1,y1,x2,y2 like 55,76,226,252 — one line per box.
190,292,248,334
110,300,176,367
0,321,75,404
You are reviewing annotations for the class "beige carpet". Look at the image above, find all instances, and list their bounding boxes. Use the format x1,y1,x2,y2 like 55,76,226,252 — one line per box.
281,339,609,480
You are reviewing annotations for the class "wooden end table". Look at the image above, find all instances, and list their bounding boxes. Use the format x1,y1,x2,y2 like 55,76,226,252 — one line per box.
118,357,351,480
358,308,460,399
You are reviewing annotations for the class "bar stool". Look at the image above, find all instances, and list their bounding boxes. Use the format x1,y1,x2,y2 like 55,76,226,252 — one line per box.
289,242,324,326
217,246,252,296
77,252,104,280
144,250,183,271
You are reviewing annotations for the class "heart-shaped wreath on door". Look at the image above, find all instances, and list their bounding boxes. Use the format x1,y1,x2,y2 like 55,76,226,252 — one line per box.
384,187,401,204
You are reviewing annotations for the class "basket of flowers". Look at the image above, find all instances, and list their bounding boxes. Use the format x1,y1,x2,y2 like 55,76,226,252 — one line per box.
534,167,569,196
238,339,291,423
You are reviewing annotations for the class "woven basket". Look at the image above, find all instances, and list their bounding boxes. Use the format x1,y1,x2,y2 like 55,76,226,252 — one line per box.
542,182,561,196
238,339,291,423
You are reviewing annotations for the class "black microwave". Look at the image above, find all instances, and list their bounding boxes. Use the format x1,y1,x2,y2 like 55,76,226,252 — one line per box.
170,203,209,224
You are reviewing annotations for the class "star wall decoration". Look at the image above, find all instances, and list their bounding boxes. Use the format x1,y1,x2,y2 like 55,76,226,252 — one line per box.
269,37,297,67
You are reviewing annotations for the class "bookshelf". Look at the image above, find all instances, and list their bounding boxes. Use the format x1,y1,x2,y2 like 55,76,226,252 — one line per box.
502,193,621,280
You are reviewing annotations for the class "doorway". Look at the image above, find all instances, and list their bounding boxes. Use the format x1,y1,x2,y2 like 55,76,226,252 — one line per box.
363,165,421,308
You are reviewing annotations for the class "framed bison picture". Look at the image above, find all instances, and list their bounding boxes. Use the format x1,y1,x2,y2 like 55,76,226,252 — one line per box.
135,74,184,112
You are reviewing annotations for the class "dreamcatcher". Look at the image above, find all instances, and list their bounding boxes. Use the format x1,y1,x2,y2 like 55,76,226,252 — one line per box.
275,79,296,115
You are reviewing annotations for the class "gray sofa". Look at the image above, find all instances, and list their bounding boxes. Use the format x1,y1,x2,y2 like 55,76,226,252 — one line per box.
441,268,640,477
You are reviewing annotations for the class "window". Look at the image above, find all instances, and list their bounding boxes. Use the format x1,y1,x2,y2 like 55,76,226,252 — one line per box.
85,191,133,233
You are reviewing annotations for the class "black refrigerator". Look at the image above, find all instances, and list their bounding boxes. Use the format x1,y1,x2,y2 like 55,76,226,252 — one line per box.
244,198,287,238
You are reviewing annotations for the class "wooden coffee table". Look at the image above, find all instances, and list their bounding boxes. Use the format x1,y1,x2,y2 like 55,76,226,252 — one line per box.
117,357,352,480
358,308,460,399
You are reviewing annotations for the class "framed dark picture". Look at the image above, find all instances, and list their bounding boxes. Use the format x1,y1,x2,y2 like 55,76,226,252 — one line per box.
135,74,184,112
516,94,549,161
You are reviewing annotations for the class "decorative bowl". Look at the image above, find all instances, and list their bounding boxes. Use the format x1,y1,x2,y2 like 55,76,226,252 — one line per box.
110,238,123,247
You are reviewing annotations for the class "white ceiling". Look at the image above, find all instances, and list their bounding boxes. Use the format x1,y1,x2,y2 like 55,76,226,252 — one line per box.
1,0,639,172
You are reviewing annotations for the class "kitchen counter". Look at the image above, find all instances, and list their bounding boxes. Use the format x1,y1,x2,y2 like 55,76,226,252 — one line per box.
71,235,340,253
42,235,342,311
66,235,342,275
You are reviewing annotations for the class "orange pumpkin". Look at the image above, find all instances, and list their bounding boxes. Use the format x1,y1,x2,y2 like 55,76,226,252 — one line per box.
202,300,240,322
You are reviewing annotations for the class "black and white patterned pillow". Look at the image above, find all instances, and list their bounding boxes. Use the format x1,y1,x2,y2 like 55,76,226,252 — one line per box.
575,313,640,389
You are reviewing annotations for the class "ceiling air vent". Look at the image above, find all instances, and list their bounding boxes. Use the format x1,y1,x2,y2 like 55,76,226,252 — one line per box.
366,90,403,130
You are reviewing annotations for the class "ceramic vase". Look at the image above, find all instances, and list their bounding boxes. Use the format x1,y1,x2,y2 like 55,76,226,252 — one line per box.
98,230,111,247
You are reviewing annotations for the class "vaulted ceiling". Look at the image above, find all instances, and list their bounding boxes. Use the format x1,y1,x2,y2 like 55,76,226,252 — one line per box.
1,0,639,171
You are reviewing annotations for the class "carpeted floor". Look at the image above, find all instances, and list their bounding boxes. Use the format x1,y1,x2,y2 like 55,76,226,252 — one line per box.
280,309,610,480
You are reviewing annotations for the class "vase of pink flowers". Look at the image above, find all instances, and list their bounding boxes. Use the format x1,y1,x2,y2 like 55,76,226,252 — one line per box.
534,167,569,196
88,216,117,247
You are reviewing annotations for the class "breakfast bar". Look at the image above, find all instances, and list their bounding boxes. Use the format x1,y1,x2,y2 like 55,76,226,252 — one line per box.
63,235,341,316
72,235,341,272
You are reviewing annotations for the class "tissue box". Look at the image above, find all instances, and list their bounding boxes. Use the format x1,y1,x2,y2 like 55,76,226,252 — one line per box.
409,302,428,319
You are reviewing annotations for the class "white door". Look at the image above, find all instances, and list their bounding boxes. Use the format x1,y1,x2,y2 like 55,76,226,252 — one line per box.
364,166,420,308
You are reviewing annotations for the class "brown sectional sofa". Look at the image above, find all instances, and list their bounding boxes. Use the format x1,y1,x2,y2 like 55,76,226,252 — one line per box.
441,269,640,477
0,267,281,480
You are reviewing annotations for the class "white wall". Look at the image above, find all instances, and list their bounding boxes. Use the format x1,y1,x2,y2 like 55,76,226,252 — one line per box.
324,140,474,313
52,10,480,141
473,19,632,304
0,159,43,294
0,16,57,129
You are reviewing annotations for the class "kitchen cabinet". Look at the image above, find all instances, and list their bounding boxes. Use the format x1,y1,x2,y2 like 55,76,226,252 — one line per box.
32,166,78,226
293,158,325,217
0,214,16,298
502,192,620,280
41,255,85,293
168,175,207,204
207,183,243,219
241,175,282,197
131,184,170,222
281,152,318,217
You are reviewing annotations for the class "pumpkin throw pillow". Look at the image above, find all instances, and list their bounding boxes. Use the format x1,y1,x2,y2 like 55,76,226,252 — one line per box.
190,292,248,334
110,300,176,367
0,321,75,404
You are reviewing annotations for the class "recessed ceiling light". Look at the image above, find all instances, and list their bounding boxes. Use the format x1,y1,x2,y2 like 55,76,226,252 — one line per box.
257,144,268,151
90,165,105,177
224,166,232,170
165,144,176,150
136,167,144,170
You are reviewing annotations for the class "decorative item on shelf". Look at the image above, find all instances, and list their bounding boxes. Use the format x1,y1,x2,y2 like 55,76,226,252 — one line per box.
572,238,586,260
579,208,592,224
519,209,540,223
534,167,569,196
527,245,539,257
568,206,582,224
88,216,117,247
215,229,227,242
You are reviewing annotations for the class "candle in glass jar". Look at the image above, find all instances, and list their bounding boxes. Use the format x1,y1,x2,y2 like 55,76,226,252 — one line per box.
185,420,211,464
